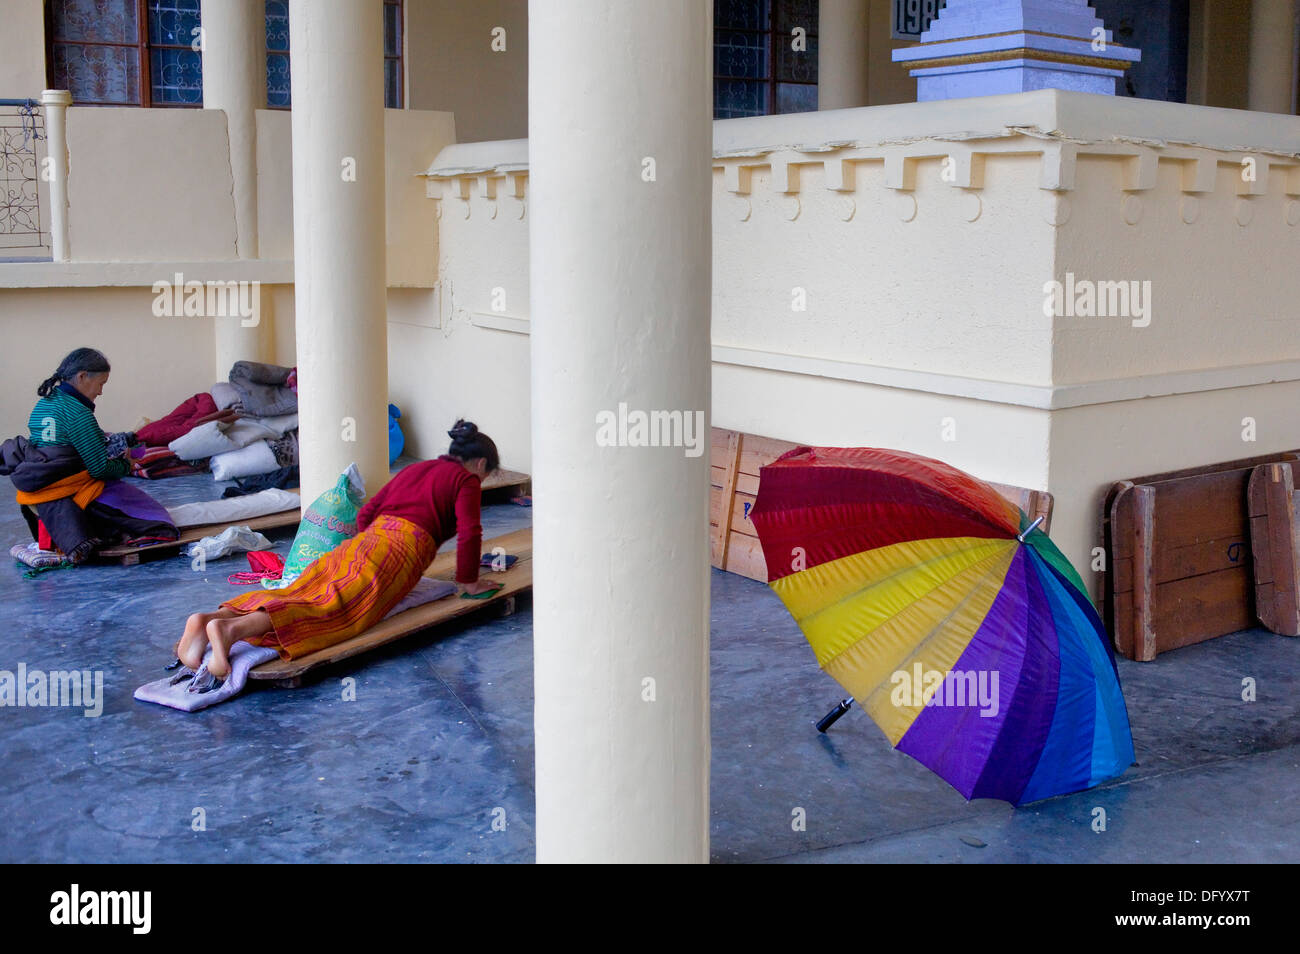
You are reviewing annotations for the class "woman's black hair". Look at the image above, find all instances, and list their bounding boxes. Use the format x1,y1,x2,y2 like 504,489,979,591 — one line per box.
37,348,111,398
448,419,499,473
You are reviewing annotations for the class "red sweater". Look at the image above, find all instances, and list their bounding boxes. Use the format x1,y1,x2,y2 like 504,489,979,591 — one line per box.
357,456,482,583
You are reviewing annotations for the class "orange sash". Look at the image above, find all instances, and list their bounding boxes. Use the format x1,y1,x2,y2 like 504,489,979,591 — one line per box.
14,470,104,509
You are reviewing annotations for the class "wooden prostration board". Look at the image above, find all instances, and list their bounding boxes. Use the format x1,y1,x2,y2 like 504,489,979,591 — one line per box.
709,428,1054,584
249,527,532,685
1248,461,1300,637
1104,450,1300,661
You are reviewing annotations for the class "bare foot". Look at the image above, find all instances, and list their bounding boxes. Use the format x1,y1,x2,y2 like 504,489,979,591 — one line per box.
204,618,237,679
177,613,212,670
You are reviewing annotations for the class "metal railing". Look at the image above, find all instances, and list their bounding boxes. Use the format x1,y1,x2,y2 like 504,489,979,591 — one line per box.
0,97,50,258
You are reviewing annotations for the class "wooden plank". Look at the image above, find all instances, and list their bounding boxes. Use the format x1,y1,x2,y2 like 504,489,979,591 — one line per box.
712,431,742,570
1146,569,1254,652
1248,462,1300,636
1122,450,1300,486
1131,484,1157,662
481,467,530,494
722,532,768,582
250,528,533,682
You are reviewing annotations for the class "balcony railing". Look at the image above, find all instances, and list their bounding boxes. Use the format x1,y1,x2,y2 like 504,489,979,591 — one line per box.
0,98,49,260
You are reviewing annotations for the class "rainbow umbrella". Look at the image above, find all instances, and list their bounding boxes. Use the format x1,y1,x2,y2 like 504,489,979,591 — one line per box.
749,445,1135,805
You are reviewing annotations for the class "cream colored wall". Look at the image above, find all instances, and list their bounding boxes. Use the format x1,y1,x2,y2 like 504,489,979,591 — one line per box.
712,154,1055,385
255,109,294,261
66,107,238,261
0,0,46,96
387,287,530,469
1054,150,1300,384
405,0,527,143
385,108,456,286
0,287,217,436
255,106,455,286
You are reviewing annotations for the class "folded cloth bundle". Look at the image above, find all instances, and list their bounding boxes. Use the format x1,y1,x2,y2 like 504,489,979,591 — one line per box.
210,382,242,412
209,440,279,481
130,445,205,480
168,414,298,462
166,487,300,529
137,393,222,447
134,577,457,711
229,361,298,417
10,541,66,570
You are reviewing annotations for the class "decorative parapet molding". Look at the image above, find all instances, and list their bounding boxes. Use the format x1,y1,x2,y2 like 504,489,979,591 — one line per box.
421,93,1300,214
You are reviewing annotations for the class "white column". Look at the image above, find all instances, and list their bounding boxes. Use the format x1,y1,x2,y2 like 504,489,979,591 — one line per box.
529,0,712,863
1249,0,1299,114
39,90,71,262
289,0,388,501
202,0,273,377
818,0,871,109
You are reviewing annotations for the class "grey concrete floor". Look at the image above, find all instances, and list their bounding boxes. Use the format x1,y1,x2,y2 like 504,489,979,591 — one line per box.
1,467,1297,863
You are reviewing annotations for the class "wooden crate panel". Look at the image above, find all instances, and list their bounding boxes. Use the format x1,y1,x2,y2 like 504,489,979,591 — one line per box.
1248,462,1300,637
1104,459,1280,660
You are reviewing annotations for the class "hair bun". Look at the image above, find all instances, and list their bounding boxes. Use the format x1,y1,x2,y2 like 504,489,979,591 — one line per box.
448,419,478,441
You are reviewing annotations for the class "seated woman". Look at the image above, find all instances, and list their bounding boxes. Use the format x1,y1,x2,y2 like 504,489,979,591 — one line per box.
0,348,176,564
175,419,504,679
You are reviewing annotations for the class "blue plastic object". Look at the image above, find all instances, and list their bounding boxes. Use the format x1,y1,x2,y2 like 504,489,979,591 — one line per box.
388,403,404,464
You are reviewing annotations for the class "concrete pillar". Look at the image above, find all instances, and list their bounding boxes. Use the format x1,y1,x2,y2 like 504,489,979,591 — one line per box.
202,0,273,378
1249,0,1299,113
39,90,71,262
529,0,712,863
289,0,388,501
818,0,871,109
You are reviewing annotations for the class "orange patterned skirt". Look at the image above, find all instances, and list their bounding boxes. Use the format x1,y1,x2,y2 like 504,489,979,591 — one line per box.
221,513,437,660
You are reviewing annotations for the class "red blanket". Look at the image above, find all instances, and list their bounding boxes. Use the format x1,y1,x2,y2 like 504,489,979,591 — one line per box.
136,393,234,446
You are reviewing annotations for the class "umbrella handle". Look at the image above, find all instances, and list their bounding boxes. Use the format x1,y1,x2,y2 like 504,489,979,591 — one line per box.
815,697,855,733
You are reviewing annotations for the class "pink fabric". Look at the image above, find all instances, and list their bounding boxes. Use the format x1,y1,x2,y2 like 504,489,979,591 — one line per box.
136,393,220,446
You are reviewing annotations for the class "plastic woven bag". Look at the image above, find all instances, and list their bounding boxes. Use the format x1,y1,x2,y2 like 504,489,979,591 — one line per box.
262,463,365,589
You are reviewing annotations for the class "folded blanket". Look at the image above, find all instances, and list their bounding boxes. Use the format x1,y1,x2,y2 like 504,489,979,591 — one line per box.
209,440,280,481
166,487,300,528
136,393,219,447
134,577,457,711
229,361,297,417
210,382,242,411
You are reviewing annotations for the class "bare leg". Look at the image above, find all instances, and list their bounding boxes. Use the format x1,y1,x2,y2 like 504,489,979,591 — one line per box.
205,611,273,678
176,609,239,670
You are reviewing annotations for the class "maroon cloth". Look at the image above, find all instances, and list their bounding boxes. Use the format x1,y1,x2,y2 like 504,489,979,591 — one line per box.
136,393,220,446
357,456,482,583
